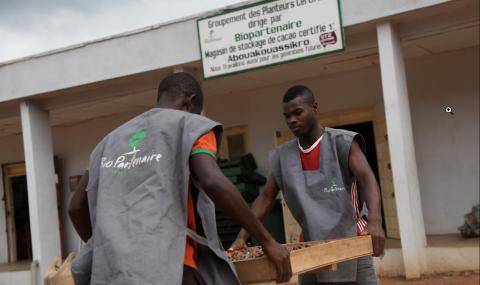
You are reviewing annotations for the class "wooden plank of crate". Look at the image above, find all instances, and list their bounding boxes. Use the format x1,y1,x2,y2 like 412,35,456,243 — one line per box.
290,235,372,275
235,263,336,284
232,236,372,284
234,255,277,283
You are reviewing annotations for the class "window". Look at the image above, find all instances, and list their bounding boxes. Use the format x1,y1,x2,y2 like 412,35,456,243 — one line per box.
220,125,250,161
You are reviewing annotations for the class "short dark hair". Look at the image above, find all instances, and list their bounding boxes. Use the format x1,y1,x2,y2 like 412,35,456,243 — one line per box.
157,72,203,103
283,85,315,104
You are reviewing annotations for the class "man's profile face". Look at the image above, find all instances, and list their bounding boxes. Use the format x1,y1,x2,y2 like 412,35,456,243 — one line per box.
282,96,317,137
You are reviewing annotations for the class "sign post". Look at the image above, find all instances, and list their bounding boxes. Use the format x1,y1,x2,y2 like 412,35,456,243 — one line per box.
197,0,344,79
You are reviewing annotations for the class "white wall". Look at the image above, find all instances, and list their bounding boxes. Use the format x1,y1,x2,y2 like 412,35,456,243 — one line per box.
0,270,30,285
407,47,480,234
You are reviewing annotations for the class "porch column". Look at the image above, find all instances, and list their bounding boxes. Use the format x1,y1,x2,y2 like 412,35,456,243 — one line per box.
376,22,427,278
20,101,60,284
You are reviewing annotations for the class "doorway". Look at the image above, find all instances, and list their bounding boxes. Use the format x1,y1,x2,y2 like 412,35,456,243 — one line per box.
2,163,32,262
9,175,32,261
2,160,65,262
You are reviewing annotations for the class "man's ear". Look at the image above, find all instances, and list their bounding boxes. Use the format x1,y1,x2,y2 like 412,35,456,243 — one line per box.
188,94,197,111
179,94,195,112
187,93,196,104
188,93,204,114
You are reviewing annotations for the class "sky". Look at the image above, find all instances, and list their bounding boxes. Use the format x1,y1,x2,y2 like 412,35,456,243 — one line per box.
0,0,242,63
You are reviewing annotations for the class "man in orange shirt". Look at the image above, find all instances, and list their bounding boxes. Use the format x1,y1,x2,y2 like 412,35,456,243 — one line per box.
68,73,292,285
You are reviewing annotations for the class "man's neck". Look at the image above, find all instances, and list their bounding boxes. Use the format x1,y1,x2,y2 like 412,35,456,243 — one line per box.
298,124,324,149
156,101,178,110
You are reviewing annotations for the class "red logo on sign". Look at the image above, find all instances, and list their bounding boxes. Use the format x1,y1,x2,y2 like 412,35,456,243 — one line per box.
319,32,338,47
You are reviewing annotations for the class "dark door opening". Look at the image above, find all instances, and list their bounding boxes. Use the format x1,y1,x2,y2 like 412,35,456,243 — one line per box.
10,175,32,261
335,121,386,231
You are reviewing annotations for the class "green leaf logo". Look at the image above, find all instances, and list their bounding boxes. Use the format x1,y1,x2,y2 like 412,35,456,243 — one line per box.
331,176,337,187
128,130,146,150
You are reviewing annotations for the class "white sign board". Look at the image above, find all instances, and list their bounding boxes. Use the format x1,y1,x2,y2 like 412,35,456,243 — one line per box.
197,0,344,79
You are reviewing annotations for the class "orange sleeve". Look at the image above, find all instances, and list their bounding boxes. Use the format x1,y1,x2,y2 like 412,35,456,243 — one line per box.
191,130,217,158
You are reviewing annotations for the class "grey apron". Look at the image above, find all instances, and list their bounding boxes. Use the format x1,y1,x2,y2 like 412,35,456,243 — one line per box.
270,128,365,283
71,108,239,285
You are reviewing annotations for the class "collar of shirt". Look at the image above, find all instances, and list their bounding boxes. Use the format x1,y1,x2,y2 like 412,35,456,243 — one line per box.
298,134,324,153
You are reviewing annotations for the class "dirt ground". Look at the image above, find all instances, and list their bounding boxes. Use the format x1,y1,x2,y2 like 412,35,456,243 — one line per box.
259,271,480,285
380,271,479,285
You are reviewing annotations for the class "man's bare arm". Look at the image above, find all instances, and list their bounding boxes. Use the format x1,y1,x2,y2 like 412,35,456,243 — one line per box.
190,154,292,283
68,171,92,242
348,140,385,256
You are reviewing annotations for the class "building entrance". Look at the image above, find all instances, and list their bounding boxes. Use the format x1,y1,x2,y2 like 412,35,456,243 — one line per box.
2,163,32,262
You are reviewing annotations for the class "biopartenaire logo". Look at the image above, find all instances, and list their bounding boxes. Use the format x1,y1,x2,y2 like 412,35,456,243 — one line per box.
101,130,162,172
331,176,337,187
323,176,345,193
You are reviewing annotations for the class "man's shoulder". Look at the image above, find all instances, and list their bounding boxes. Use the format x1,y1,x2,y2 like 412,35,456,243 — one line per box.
271,138,297,159
116,108,219,132
324,127,357,138
324,127,365,152
324,128,362,146
152,108,220,128
91,109,183,149
278,138,297,150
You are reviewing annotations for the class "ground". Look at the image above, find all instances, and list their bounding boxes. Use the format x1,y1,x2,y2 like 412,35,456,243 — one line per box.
380,271,479,285
276,271,480,285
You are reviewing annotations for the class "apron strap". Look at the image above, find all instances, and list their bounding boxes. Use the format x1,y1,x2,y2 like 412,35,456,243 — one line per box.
186,228,210,247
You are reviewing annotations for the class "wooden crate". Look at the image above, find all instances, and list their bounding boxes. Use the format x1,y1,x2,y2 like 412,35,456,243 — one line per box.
44,253,76,285
230,235,373,284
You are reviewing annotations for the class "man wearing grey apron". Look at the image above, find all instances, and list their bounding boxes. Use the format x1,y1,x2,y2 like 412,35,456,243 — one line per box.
68,72,292,285
230,85,385,284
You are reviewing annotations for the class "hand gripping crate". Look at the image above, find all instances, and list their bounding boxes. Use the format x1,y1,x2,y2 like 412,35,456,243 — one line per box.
44,252,76,285
229,235,373,284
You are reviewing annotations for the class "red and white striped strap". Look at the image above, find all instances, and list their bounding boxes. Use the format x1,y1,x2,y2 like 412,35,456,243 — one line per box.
351,181,368,235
